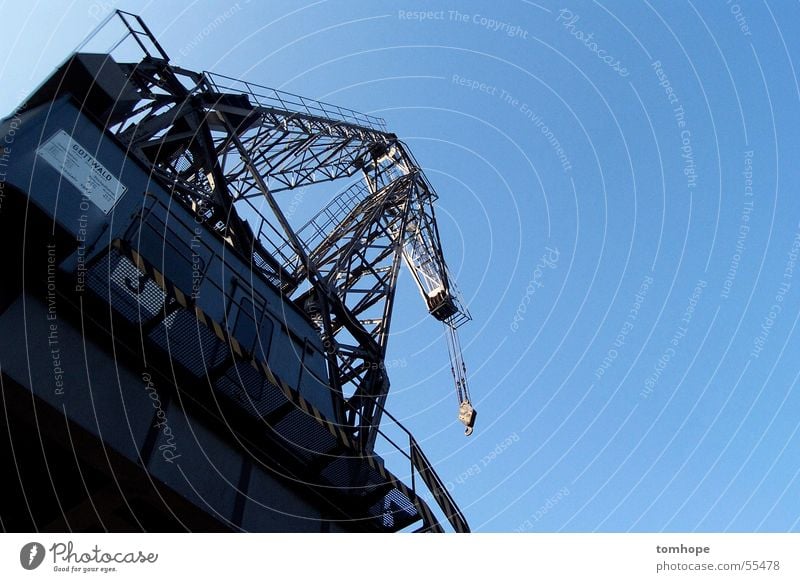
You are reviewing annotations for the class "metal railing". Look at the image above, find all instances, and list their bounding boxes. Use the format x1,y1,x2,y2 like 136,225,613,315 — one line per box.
75,9,170,62
75,10,388,134
350,399,471,533
204,71,388,133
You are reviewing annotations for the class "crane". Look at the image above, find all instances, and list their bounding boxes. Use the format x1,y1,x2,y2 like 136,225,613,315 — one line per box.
391,145,477,437
287,142,477,439
82,13,476,449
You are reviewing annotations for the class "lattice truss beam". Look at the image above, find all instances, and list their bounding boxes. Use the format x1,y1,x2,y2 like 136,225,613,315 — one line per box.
103,55,467,450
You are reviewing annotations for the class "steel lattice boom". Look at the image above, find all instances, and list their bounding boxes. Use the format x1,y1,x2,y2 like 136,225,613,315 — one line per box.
80,11,476,451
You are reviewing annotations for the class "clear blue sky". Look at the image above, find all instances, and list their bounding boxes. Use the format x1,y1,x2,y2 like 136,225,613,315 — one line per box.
2,0,799,533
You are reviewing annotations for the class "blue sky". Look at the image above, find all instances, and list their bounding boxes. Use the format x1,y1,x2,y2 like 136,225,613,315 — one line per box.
3,0,799,532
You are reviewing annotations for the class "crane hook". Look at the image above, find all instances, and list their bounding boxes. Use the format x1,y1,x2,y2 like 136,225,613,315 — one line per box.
458,400,477,437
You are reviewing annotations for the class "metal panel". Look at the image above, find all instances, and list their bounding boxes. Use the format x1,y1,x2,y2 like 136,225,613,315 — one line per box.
147,400,243,525
0,295,154,460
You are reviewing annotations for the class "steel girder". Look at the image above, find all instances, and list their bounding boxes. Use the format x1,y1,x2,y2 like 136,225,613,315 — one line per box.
96,53,463,451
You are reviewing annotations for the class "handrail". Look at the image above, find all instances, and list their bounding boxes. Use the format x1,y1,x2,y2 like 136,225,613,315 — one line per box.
74,9,170,61
345,397,471,533
203,71,388,133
